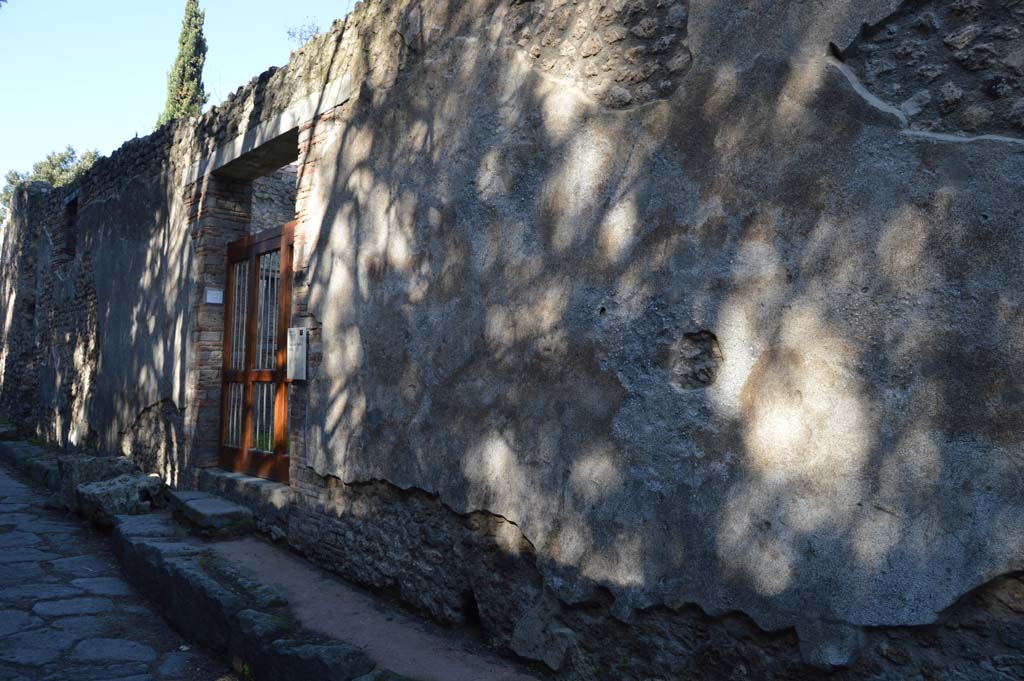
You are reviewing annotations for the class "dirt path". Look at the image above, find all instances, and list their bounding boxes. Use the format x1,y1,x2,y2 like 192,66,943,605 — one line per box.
212,537,543,681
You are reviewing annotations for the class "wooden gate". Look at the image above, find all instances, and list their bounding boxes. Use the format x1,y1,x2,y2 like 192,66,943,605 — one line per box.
219,222,294,482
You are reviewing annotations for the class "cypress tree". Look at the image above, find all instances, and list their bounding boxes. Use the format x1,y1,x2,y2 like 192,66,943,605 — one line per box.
157,0,208,126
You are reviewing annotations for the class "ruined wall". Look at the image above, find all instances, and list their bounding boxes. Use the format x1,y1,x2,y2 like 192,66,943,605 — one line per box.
0,8,355,472
0,131,194,463
0,184,48,429
285,0,1024,676
1,0,1023,678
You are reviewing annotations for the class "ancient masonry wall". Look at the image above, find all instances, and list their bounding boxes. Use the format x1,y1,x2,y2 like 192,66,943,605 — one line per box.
0,131,191,477
841,0,1024,136
0,185,46,429
250,166,298,235
0,5,359,474
1,0,1023,679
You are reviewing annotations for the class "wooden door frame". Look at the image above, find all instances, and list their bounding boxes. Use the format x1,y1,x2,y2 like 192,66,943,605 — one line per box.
218,221,295,482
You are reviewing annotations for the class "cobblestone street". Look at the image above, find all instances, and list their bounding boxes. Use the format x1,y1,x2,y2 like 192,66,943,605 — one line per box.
0,463,234,681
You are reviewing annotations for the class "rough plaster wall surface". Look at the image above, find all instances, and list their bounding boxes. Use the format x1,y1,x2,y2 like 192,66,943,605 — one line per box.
1,0,1023,674
294,0,1024,655
84,175,192,455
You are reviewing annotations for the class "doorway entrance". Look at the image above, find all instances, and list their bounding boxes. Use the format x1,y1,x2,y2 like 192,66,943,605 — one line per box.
219,222,295,482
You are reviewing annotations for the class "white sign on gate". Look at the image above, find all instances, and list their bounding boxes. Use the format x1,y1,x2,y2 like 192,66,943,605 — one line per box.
287,327,307,381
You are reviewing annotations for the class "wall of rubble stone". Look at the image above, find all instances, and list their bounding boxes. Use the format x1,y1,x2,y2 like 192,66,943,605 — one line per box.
0,185,47,429
118,399,186,484
1,0,1022,679
285,474,1024,679
841,0,1024,136
250,166,298,234
0,135,192,462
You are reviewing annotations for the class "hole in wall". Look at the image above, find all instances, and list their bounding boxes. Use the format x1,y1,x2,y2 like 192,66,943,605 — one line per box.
251,163,300,235
62,196,78,260
665,330,724,390
462,590,484,629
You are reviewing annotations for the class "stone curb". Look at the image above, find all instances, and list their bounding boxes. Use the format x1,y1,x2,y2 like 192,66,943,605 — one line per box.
0,439,62,493
114,513,395,681
0,437,416,681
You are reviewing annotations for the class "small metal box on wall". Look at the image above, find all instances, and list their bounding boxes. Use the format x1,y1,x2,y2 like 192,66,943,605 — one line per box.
287,327,307,381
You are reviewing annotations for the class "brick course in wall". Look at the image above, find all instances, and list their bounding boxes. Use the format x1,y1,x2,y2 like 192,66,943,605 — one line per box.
183,175,254,476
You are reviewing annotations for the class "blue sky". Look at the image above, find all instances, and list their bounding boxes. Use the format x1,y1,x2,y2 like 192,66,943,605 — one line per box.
0,0,356,182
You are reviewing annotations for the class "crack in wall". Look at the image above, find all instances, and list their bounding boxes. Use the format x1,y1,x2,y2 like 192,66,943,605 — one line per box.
289,466,1024,676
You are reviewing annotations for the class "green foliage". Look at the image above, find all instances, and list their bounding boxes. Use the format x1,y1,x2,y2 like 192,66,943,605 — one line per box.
287,17,321,47
157,0,208,127
253,431,274,452
0,146,98,223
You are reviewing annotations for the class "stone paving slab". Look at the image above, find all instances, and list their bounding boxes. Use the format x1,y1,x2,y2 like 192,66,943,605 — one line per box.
73,576,135,596
0,462,235,680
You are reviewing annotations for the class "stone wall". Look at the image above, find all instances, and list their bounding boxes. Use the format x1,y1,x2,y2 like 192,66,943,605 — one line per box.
286,473,1024,679
1,0,1023,678
119,399,185,485
285,0,1024,675
0,146,195,461
0,184,48,429
0,0,349,470
250,165,298,234
504,0,693,108
841,0,1024,135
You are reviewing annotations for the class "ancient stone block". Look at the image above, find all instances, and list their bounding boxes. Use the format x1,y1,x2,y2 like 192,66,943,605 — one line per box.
76,473,166,527
57,455,137,510
168,490,254,538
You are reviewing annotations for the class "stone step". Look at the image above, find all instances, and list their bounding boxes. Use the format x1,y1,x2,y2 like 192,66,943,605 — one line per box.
197,467,293,541
168,490,254,539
